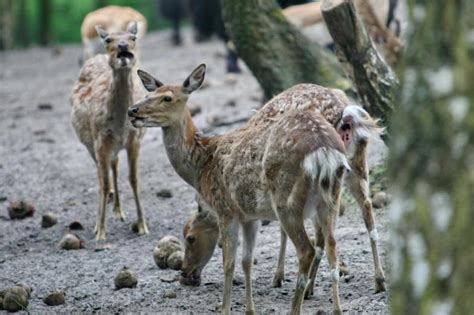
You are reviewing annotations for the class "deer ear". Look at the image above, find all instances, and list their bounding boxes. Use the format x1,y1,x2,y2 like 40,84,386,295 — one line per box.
95,25,108,40
127,21,138,35
182,64,206,94
137,69,164,92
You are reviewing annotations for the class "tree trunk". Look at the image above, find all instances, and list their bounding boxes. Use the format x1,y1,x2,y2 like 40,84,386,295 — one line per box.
0,0,13,50
322,0,399,124
221,0,350,100
38,0,51,46
389,0,474,314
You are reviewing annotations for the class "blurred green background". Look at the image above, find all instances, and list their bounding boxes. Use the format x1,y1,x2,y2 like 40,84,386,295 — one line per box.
3,0,175,48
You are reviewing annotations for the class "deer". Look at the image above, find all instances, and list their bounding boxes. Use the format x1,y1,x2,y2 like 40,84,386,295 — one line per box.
128,64,351,314
180,84,386,296
70,22,148,241
80,6,147,65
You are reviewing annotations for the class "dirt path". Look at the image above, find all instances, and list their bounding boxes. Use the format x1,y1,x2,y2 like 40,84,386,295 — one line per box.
0,30,389,314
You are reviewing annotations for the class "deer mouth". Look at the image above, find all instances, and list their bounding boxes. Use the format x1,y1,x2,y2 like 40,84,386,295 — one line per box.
116,51,135,67
129,116,146,128
179,270,201,286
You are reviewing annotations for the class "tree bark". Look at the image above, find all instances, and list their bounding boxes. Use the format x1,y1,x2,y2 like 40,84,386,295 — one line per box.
322,0,399,124
38,0,51,46
0,0,13,50
221,0,351,100
389,0,474,314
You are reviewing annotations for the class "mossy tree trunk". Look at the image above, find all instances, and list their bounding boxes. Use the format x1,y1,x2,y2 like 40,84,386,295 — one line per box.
221,0,350,100
389,0,474,314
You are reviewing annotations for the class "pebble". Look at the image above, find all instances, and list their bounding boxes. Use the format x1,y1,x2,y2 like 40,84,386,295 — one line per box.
2,286,29,312
38,103,53,110
163,289,177,299
43,290,65,306
7,200,35,220
156,189,173,198
68,221,84,230
372,191,390,208
41,212,58,228
114,267,138,289
59,233,84,250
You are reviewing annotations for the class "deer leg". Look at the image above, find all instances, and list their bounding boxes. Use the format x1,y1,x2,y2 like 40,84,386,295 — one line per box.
241,221,258,315
111,158,125,221
127,137,148,235
95,144,112,241
348,171,386,292
304,223,325,299
271,225,287,288
219,217,239,315
276,209,314,315
321,213,342,315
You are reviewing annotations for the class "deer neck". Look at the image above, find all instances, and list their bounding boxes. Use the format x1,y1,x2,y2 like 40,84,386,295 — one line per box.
162,109,213,188
105,68,134,133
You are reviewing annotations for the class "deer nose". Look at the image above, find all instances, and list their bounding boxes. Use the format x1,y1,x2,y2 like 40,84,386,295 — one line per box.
118,42,129,50
128,107,138,116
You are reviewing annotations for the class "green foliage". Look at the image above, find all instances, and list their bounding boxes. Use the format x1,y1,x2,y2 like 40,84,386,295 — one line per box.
12,0,174,47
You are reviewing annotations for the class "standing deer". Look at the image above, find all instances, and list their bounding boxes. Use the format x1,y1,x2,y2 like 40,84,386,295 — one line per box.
80,6,147,64
128,65,349,314
181,84,386,294
70,22,148,241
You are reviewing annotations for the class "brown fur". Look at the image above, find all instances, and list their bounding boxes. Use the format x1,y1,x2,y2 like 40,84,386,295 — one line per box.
70,23,148,241
130,65,350,314
181,85,387,296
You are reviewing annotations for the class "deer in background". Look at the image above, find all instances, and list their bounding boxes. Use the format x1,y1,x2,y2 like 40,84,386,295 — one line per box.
80,6,147,65
180,84,386,295
70,22,148,241
129,64,349,314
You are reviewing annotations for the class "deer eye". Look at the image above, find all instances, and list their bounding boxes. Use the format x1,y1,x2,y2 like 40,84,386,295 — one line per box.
130,35,136,41
163,96,172,102
105,37,113,44
186,235,195,244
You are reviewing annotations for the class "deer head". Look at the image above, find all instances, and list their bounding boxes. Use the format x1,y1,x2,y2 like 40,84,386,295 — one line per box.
128,64,206,128
95,21,138,70
180,201,219,287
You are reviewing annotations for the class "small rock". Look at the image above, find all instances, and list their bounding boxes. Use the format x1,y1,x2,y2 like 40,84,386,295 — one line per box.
167,251,184,270
15,282,32,298
2,286,29,312
372,191,390,209
114,267,138,289
38,103,53,110
153,236,183,269
68,221,84,230
156,189,173,198
7,200,35,220
163,289,177,299
59,233,84,250
160,274,178,283
41,212,58,228
43,290,65,306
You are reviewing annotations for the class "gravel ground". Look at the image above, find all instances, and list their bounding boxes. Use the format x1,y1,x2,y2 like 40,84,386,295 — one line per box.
0,29,389,314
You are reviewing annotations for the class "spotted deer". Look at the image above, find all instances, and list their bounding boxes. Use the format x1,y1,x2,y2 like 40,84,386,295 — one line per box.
80,6,147,64
129,65,350,314
70,22,148,241
181,84,386,295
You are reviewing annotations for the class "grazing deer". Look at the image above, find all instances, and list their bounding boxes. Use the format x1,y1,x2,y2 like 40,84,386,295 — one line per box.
80,6,147,64
180,84,386,295
70,22,148,241
129,65,350,314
